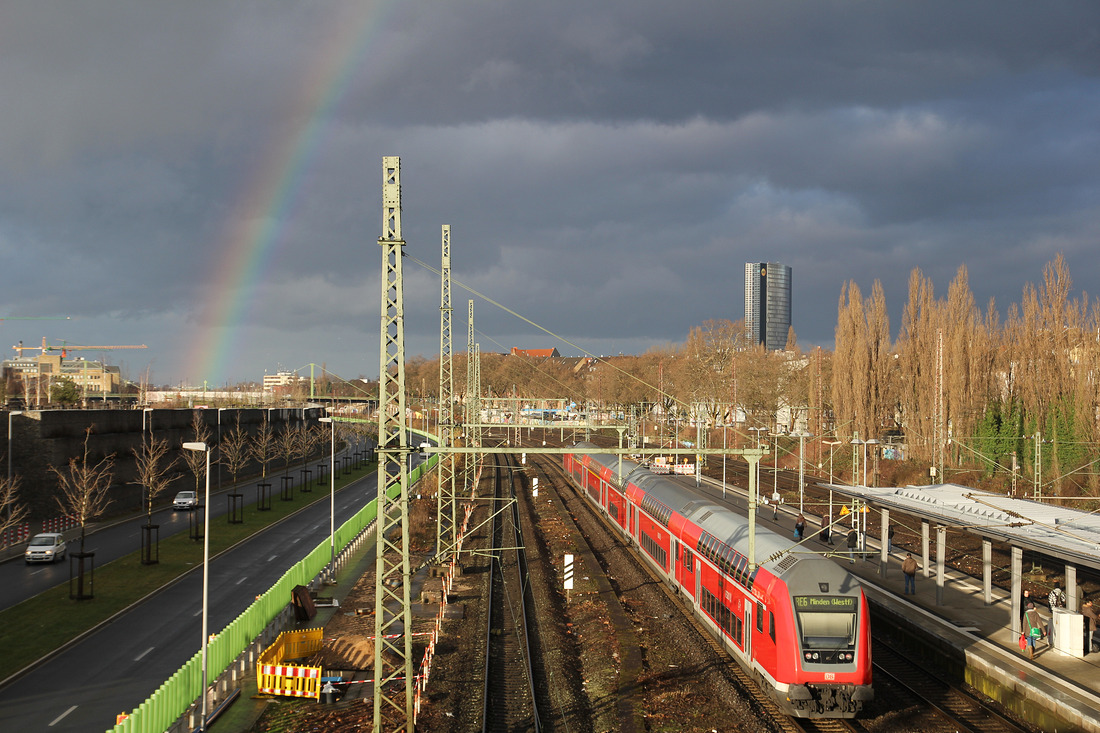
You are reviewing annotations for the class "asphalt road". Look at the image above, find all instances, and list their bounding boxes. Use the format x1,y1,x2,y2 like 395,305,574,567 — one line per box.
0,439,389,731
0,439,377,612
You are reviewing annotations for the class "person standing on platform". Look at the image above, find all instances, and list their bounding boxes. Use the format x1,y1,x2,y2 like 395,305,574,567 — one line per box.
821,514,831,545
1049,581,1066,610
1081,598,1100,654
771,491,780,520
846,528,858,564
794,513,806,540
1020,589,1031,626
902,553,918,595
1023,602,1047,659
887,525,895,554
1047,581,1066,647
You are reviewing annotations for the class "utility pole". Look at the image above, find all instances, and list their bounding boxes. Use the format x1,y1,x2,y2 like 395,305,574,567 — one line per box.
436,225,457,553
373,156,414,732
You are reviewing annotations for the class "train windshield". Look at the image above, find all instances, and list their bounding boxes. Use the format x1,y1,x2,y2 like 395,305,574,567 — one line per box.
793,596,857,649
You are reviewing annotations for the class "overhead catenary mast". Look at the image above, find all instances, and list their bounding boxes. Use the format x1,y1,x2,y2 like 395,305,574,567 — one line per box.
373,156,415,732
436,224,457,553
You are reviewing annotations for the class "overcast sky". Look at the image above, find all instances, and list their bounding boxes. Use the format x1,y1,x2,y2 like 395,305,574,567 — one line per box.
2,1,1099,388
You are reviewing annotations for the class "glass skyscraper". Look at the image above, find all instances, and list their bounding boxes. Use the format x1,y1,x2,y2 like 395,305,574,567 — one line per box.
744,262,792,350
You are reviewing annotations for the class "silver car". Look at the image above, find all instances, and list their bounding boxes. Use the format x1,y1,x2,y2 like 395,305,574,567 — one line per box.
25,533,67,564
173,490,197,510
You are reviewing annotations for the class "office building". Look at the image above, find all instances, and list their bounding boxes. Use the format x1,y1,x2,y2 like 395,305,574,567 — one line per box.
745,262,792,350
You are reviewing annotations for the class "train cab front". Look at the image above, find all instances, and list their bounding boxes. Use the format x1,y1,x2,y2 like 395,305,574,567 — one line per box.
787,593,873,717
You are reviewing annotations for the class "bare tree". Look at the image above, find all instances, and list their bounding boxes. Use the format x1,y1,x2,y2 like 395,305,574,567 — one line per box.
52,426,115,555
133,433,177,523
276,422,298,479
0,474,29,548
220,412,251,490
251,412,275,481
181,411,212,494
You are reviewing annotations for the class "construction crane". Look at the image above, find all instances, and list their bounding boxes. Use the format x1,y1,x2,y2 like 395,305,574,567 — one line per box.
12,337,146,358
0,316,70,323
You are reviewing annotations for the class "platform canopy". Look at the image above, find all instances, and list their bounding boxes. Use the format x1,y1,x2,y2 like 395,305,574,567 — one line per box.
818,482,1100,570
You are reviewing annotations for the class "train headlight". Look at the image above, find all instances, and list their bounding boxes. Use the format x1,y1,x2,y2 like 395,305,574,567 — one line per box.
804,652,812,661
812,652,819,661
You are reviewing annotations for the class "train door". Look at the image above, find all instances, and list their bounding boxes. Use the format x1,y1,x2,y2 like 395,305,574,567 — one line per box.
744,599,752,659
694,559,701,609
671,539,679,589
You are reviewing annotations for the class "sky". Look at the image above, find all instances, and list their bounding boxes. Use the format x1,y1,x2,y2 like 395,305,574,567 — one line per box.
2,1,1099,388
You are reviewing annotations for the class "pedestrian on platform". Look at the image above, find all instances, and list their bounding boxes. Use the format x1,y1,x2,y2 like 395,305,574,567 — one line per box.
1023,602,1048,659
1081,598,1100,654
1020,589,1031,626
794,513,806,540
1049,581,1067,610
887,525,895,554
846,528,858,564
902,553,918,595
821,514,831,545
771,491,780,520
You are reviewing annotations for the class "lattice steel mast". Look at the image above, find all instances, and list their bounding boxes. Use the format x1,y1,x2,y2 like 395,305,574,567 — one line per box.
465,301,481,477
373,156,414,731
436,225,457,552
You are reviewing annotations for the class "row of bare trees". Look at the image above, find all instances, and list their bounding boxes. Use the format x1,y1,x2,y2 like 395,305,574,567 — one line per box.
834,254,1100,495
401,255,1099,496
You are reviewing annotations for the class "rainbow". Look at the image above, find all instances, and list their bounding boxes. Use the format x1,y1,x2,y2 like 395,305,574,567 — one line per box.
185,1,395,386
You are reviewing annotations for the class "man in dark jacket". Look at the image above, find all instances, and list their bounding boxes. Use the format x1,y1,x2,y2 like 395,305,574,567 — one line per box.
1082,598,1100,654
846,529,858,564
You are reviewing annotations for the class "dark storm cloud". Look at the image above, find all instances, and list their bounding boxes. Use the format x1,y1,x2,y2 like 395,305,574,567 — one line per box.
1,1,1099,384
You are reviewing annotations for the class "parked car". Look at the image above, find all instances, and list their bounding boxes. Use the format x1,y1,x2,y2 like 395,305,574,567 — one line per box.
173,490,198,510
25,533,67,564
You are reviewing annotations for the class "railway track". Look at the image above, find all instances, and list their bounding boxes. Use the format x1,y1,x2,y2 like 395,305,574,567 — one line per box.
532,446,863,733
482,455,540,732
870,639,1033,733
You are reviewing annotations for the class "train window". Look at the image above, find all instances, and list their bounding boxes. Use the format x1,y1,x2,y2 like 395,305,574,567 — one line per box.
756,602,764,633
682,546,693,571
793,596,857,654
769,612,775,643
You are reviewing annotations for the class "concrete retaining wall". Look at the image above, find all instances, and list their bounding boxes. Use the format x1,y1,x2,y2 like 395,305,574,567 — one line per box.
4,407,327,521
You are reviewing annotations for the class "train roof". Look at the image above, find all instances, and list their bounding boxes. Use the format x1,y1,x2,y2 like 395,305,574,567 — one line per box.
570,443,860,592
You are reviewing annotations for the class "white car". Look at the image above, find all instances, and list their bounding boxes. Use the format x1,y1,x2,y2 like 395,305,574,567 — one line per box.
173,490,198,510
25,533,67,564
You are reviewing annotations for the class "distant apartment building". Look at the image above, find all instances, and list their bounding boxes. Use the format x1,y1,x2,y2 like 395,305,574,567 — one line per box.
2,352,121,399
263,370,300,392
745,262,792,351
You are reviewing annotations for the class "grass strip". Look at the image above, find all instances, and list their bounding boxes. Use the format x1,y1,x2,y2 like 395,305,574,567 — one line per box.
0,462,376,682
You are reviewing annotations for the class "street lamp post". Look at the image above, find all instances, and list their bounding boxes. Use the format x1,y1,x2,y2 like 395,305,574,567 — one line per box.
217,408,226,495
182,441,211,731
792,431,812,513
318,417,336,578
822,439,842,532
748,427,765,507
7,410,22,490
721,417,727,499
851,436,864,486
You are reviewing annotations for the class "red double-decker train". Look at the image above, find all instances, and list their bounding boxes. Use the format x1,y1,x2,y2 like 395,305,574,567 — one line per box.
563,443,873,718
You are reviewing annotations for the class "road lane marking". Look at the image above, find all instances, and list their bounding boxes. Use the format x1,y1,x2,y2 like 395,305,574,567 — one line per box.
49,705,78,726
236,576,248,585
268,555,277,561
135,647,155,661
